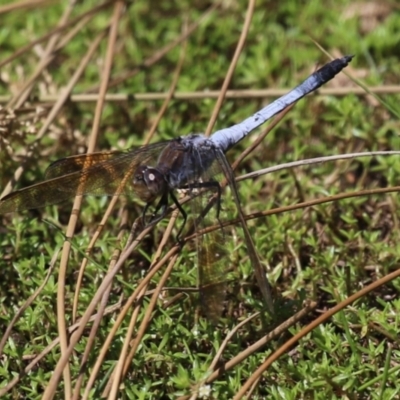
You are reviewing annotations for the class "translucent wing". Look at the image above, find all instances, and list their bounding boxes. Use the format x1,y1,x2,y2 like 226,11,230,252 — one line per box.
187,153,231,322
197,218,228,322
44,151,127,178
0,142,169,214
214,148,274,314
190,144,273,320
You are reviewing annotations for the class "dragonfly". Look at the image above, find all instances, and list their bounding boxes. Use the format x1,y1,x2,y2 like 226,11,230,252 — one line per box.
0,55,353,320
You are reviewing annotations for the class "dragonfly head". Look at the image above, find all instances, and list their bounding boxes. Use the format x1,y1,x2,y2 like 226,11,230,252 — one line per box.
132,165,168,203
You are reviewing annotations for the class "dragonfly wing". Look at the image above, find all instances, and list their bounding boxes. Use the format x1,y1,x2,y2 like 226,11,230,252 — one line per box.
0,142,169,213
197,225,228,322
215,148,274,314
0,172,97,213
44,151,126,179
186,152,231,322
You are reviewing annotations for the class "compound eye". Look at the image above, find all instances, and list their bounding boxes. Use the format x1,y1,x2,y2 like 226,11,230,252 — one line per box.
143,167,166,195
132,165,166,202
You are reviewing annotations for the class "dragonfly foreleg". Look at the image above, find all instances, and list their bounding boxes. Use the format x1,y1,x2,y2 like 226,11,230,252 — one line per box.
144,191,169,226
142,190,187,242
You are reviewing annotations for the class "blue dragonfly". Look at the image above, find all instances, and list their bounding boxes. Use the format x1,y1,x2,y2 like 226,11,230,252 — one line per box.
0,56,353,320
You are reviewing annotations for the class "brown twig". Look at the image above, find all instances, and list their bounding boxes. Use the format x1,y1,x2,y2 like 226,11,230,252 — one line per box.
234,267,400,398
204,0,255,136
1,85,399,104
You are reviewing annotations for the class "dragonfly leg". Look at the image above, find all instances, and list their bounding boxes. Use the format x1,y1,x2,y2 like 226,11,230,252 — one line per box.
142,203,151,226
169,190,187,241
182,180,223,229
142,191,187,241
209,180,222,221
203,181,224,231
146,191,169,225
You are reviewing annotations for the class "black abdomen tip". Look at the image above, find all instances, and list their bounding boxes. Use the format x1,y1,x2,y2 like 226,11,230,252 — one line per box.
342,54,355,64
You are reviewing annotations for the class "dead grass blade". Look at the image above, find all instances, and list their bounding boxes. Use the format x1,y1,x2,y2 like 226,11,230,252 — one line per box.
43,225,181,398
79,237,180,398
7,3,75,109
107,253,179,399
0,0,114,69
238,150,400,182
2,85,400,104
54,3,125,398
204,0,255,136
209,302,317,383
234,267,400,399
0,248,59,356
178,302,317,400
193,183,400,241
0,0,55,14
84,2,219,93
0,30,108,198
75,34,188,396
0,299,123,397
70,207,130,400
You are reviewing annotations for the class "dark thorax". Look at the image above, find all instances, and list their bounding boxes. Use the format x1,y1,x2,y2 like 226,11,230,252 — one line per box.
130,134,221,234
